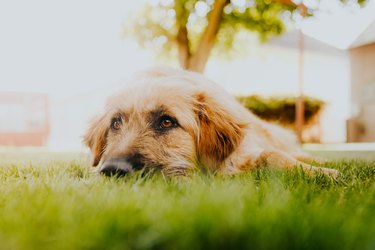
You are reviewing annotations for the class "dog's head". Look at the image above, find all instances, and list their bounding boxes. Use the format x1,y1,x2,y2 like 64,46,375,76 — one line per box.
84,68,246,177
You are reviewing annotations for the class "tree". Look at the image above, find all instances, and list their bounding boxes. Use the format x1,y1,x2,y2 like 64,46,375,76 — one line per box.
127,0,366,73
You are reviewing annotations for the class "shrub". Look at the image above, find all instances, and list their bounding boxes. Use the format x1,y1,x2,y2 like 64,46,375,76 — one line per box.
237,95,324,128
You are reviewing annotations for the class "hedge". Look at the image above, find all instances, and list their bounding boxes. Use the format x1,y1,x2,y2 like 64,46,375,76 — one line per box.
237,95,324,127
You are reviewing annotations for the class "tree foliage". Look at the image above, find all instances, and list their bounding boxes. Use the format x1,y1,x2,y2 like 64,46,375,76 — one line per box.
127,0,367,72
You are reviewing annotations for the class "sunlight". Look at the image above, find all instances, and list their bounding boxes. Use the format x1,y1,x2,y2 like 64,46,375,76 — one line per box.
302,0,375,49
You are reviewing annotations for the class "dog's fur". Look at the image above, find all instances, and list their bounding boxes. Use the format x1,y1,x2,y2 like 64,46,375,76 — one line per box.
84,67,338,177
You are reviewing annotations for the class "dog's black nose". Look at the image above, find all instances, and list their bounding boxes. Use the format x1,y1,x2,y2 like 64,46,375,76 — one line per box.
100,161,133,177
99,153,145,177
100,164,132,177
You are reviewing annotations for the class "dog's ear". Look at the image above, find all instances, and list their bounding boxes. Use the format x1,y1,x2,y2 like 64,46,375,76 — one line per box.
83,114,109,166
195,92,245,165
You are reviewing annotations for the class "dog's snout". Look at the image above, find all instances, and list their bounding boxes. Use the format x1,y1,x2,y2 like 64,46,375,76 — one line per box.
100,160,133,177
100,153,145,177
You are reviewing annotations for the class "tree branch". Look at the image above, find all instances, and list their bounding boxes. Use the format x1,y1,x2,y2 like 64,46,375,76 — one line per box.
272,0,307,15
177,24,191,69
174,1,192,69
189,0,230,72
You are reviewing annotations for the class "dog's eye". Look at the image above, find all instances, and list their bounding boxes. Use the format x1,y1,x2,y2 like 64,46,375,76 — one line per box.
111,116,123,130
159,115,176,129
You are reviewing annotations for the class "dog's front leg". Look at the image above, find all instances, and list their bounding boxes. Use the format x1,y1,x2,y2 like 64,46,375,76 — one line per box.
237,149,339,177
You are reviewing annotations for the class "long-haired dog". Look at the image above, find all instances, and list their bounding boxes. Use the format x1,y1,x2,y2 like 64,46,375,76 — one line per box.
84,68,338,177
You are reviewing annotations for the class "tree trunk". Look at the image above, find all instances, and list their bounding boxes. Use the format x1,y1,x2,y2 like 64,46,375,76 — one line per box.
177,26,191,69
187,0,229,72
176,0,229,73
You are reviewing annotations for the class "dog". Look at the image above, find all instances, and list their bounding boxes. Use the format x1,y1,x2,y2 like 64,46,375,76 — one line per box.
84,67,338,177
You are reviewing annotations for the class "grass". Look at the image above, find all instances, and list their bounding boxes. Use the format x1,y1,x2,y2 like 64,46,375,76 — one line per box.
1,150,375,250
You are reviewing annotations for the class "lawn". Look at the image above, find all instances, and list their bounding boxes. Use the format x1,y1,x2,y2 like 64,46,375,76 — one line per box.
1,149,375,250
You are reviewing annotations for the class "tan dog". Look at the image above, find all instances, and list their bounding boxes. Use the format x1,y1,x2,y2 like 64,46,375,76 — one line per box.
84,67,338,177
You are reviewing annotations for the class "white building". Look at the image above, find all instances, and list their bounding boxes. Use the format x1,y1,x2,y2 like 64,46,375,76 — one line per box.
347,20,375,142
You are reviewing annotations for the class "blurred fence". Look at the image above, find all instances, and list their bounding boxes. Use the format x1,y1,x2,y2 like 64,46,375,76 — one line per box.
0,92,49,146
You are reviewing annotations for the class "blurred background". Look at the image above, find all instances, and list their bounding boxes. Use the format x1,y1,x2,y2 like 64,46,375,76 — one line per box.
0,0,374,151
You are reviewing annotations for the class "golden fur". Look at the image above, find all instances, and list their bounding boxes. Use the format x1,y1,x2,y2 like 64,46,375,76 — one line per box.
84,67,338,177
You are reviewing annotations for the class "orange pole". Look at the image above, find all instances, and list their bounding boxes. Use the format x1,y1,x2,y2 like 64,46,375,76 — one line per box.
296,30,305,143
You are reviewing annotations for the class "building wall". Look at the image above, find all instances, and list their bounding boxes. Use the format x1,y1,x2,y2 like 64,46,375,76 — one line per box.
348,43,375,142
